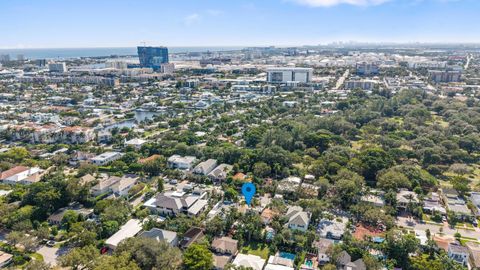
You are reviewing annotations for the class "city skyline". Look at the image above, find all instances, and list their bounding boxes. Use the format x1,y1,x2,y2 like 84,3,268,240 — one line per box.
1,0,479,49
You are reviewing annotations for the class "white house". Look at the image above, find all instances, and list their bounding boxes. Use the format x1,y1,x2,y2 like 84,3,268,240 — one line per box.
90,152,122,165
167,155,197,170
144,189,208,217
232,254,266,270
111,175,139,197
0,166,43,185
105,219,142,250
265,253,295,270
90,174,138,196
285,206,311,232
125,138,147,150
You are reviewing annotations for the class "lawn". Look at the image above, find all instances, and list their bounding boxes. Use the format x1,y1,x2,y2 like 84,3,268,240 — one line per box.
30,252,44,261
241,242,270,260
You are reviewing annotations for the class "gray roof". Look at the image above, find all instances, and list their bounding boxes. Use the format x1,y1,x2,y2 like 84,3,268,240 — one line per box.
153,194,183,211
138,228,177,244
337,251,351,265
193,159,217,175
449,243,469,254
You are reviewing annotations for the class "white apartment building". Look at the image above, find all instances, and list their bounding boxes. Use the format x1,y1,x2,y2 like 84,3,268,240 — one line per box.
266,67,313,83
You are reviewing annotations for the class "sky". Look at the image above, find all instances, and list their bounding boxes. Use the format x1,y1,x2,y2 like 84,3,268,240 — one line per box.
0,0,479,48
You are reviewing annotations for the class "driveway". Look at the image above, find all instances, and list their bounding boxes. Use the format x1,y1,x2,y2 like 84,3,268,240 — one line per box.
37,245,70,266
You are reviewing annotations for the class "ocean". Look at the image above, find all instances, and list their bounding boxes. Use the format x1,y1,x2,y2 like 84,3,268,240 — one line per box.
0,47,245,60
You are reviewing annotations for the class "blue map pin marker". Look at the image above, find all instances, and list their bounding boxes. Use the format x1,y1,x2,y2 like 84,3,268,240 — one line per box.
241,183,256,206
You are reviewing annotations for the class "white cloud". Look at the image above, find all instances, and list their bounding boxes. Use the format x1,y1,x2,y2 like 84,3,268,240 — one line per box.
291,0,391,7
184,13,201,26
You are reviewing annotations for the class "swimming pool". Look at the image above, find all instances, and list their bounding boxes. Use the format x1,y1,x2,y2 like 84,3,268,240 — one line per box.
279,252,295,261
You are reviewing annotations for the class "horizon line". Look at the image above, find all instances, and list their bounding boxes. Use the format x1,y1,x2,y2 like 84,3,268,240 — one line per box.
2,42,480,50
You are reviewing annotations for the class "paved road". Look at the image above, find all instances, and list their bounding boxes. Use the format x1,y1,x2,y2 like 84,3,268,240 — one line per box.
397,217,480,239
334,69,350,90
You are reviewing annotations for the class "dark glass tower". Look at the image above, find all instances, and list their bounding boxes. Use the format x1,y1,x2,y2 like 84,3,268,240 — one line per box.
137,46,169,70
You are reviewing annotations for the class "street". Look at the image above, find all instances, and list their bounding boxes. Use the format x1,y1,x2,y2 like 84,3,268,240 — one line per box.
397,217,480,240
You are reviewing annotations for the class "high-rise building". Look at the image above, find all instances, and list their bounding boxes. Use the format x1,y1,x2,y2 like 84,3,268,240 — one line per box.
159,63,175,74
17,54,25,61
105,60,128,70
48,62,67,73
137,46,169,71
35,59,47,67
266,67,313,83
356,62,379,76
428,69,462,83
0,54,10,63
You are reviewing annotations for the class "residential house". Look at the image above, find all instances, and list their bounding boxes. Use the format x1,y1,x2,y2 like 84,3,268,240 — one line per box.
138,228,178,247
317,217,347,240
105,219,142,250
179,227,204,249
0,251,13,268
125,138,147,150
466,242,480,269
0,166,43,185
211,237,238,270
277,176,302,194
423,192,447,215
265,253,295,270
90,151,122,166
193,159,217,175
448,243,469,267
69,151,96,166
470,192,480,216
261,208,278,225
337,251,366,270
144,189,208,217
313,238,334,265
167,155,197,170
396,189,419,210
79,174,96,185
285,206,311,232
90,174,138,196
208,164,233,182
360,193,385,207
232,254,266,270
111,175,138,197
443,188,473,221
47,205,94,225
212,237,238,255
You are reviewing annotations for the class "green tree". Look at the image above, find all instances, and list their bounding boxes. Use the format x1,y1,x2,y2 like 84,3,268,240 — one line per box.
253,162,271,178
377,170,410,191
358,148,394,181
94,252,140,270
451,176,470,196
24,260,51,270
182,243,214,270
59,245,99,270
115,237,182,270
385,231,419,269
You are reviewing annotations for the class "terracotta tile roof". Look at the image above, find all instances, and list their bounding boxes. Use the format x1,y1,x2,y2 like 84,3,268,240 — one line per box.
139,155,161,164
0,166,29,180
